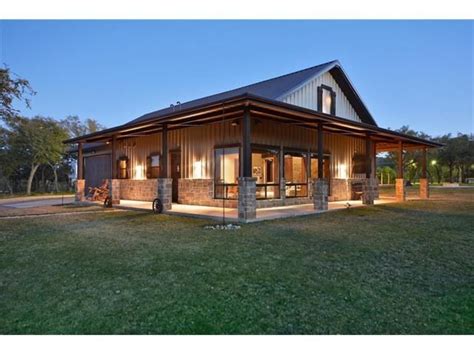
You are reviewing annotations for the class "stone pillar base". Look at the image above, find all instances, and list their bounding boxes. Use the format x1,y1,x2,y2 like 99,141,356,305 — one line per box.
396,178,406,201
75,179,85,202
157,178,172,211
313,178,328,210
279,178,286,201
108,179,121,205
419,178,429,199
362,178,377,205
238,177,257,222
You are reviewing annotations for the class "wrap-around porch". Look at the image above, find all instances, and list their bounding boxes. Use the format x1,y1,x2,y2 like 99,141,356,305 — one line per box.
69,94,441,222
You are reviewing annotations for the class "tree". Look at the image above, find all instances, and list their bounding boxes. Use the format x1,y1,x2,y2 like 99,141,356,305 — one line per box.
0,66,36,122
7,116,68,195
61,115,105,138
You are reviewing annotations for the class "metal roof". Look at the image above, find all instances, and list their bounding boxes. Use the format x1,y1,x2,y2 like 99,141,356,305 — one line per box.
127,60,376,126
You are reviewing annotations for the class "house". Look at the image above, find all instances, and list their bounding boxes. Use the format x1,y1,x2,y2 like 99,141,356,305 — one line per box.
65,60,441,222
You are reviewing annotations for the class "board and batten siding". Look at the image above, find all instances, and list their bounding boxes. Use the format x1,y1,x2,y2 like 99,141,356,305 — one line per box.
115,118,366,181
280,72,362,123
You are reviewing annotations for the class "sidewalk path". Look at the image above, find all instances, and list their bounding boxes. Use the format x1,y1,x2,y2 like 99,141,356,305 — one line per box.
0,195,75,208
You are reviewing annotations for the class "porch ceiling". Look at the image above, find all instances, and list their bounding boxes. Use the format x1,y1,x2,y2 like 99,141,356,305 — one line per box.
64,93,442,151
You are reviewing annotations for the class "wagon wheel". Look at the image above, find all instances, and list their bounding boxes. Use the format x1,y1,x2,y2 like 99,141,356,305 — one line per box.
103,196,112,208
152,198,163,214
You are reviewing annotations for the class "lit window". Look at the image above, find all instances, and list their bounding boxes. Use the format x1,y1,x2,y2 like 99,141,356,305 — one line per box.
215,147,239,199
146,154,160,178
118,157,128,179
319,86,336,115
252,148,280,199
285,152,308,198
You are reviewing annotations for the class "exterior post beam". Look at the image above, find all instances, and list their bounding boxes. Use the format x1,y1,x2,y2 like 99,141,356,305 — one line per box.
111,135,117,179
242,108,252,177
161,124,168,178
365,134,372,179
422,147,427,179
77,142,83,180
317,123,324,179
398,141,404,179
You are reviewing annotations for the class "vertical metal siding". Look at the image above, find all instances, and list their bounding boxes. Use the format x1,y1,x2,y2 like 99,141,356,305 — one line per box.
116,117,365,180
281,72,362,122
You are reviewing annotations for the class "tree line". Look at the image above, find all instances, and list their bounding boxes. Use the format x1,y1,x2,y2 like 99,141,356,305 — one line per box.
1,67,105,195
1,66,473,195
377,126,473,185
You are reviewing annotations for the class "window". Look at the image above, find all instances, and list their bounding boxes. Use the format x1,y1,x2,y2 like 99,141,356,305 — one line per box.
310,154,331,180
117,157,129,179
146,154,161,179
284,152,308,197
252,147,280,199
215,147,239,199
318,85,336,115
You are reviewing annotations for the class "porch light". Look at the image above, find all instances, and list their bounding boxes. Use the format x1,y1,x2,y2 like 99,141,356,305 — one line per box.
193,160,203,179
134,164,145,180
431,160,437,166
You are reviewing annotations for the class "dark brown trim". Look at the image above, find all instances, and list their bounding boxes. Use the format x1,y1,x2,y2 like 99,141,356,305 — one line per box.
242,108,252,177
161,124,168,178
77,142,83,180
318,123,324,179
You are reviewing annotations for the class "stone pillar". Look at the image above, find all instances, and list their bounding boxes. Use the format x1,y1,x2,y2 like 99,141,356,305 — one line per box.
279,178,286,202
312,178,328,210
108,179,121,205
419,178,429,199
362,178,376,205
157,178,172,211
75,179,85,202
238,177,257,222
396,178,406,201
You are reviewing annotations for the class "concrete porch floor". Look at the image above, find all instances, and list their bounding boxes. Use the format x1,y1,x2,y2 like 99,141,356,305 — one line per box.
117,198,398,223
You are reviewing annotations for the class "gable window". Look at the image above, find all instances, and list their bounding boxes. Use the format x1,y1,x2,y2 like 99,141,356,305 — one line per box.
318,85,336,115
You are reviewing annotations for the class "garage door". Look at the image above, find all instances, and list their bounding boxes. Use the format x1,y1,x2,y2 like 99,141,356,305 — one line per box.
84,154,111,191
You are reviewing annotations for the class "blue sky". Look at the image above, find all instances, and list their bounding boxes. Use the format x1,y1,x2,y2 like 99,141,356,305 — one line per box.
1,20,472,136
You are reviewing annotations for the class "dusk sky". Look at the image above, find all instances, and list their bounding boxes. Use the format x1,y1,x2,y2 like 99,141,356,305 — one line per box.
1,20,472,136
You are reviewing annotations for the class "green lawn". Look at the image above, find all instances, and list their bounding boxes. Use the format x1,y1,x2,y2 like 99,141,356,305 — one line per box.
1,189,473,334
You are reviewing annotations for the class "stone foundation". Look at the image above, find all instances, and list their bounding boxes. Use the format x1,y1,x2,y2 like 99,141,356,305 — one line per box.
419,178,429,199
313,178,328,210
119,179,158,201
75,179,85,202
396,178,406,201
238,177,257,222
157,178,172,211
108,179,121,205
362,178,377,205
330,178,350,201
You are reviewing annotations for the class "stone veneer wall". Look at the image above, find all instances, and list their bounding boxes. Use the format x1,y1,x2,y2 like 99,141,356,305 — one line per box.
178,179,237,208
119,179,158,202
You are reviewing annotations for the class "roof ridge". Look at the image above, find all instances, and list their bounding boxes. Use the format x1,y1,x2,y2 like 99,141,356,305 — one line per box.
220,59,339,93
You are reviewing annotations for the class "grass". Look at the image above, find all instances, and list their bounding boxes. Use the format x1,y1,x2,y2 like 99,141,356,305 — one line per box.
0,189,473,334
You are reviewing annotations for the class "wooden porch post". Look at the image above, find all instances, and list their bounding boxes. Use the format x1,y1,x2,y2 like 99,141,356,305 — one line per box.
111,135,117,179
396,141,406,201
365,134,372,179
397,141,404,179
161,124,168,178
421,147,427,179
317,123,324,179
77,142,83,180
419,147,429,199
242,108,252,177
